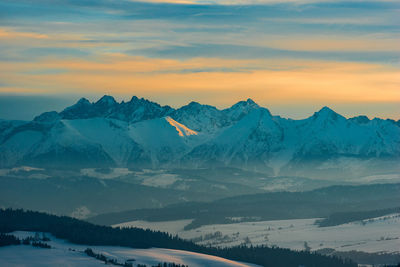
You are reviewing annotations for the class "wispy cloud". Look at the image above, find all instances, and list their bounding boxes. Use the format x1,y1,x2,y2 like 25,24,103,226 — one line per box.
1,56,398,106
0,28,48,39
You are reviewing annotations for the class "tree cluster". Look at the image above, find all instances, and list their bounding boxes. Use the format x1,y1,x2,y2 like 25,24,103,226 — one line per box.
0,233,51,248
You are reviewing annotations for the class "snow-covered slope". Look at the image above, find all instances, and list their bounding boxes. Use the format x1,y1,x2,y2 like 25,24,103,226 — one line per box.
0,231,260,267
1,95,399,178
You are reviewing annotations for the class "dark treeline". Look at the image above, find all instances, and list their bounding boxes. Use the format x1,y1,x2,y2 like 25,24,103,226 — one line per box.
88,183,400,229
317,207,400,227
0,209,357,267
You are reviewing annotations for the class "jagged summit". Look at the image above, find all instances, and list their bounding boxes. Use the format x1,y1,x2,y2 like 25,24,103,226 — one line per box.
223,98,261,121
225,98,257,107
312,106,343,121
95,95,117,105
32,95,396,129
130,96,139,102
187,101,201,107
60,97,93,119
316,106,336,115
229,98,259,109
63,97,91,112
245,98,258,106
76,97,91,105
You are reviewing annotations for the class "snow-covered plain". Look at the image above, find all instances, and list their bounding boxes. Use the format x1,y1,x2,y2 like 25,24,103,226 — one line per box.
0,231,260,267
114,214,400,254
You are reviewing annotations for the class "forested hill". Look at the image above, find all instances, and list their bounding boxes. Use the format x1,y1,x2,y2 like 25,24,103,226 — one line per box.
88,183,400,229
0,209,356,267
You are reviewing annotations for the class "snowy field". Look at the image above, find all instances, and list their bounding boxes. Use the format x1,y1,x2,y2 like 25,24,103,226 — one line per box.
0,231,260,267
114,214,400,254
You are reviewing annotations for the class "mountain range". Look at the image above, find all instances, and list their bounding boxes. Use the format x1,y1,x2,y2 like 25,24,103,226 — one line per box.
1,95,399,179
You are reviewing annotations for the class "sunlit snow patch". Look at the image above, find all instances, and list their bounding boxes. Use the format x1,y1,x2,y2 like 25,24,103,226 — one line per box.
165,116,198,137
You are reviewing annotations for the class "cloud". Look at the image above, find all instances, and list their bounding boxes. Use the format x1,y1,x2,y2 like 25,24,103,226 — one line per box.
129,43,399,63
1,56,399,108
0,28,48,39
21,47,89,58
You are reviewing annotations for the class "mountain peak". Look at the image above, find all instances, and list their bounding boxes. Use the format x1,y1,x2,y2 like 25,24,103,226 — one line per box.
228,98,259,109
128,96,149,104
62,97,91,112
223,98,261,122
96,95,117,105
314,106,337,118
60,97,93,119
319,106,334,113
179,101,217,112
310,106,346,124
127,96,166,109
129,96,139,102
188,101,201,107
246,98,257,105
76,97,91,106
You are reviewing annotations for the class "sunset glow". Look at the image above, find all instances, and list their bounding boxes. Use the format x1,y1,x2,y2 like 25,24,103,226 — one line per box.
0,0,399,119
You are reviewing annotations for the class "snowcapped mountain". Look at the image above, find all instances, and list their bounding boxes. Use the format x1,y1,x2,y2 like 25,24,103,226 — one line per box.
1,95,399,179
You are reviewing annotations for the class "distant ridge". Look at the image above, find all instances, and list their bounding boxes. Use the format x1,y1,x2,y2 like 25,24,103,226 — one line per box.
0,95,399,178
32,95,399,123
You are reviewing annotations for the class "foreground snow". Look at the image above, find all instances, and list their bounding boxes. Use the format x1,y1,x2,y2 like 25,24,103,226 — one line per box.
114,214,400,254
0,231,260,267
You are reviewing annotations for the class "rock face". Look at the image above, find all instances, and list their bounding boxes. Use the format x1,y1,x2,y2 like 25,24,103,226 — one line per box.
1,95,399,178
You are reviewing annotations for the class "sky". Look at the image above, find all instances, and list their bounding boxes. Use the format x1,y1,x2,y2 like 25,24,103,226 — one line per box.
0,0,399,120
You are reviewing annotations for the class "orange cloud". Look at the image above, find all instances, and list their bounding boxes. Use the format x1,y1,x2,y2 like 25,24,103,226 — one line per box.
0,28,48,39
262,36,400,52
0,55,399,108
